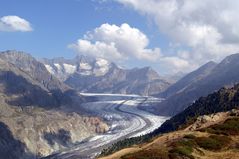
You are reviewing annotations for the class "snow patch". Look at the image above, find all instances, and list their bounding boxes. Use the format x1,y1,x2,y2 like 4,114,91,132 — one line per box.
45,64,55,74
80,62,92,70
94,58,110,76
80,93,141,97
80,71,92,76
63,63,77,74
93,67,109,76
96,58,109,67
54,63,62,70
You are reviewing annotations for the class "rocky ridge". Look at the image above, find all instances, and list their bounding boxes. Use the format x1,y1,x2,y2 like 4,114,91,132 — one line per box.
157,53,239,116
42,56,171,96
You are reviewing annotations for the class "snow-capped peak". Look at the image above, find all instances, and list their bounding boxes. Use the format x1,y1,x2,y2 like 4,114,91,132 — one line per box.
96,58,109,67
79,62,92,70
94,58,110,76
45,64,55,74
63,63,77,74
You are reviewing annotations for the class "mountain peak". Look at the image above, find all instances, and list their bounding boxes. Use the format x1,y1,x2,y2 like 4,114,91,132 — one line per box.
142,66,154,71
202,61,217,67
159,60,217,99
219,53,239,66
0,50,33,60
0,50,69,91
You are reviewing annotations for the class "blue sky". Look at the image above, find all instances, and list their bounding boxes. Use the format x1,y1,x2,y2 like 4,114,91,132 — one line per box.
0,0,167,58
1,0,239,74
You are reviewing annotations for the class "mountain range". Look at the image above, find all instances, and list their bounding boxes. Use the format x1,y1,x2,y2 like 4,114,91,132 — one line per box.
155,53,239,116
42,55,171,96
2,50,239,158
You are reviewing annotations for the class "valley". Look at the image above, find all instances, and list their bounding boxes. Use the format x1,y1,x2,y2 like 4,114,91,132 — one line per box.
42,93,168,159
1,1,239,158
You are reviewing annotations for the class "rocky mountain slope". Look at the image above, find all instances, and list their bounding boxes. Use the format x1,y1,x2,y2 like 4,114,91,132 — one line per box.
159,61,217,98
42,56,171,96
157,53,239,116
156,83,239,134
0,51,109,158
0,50,69,92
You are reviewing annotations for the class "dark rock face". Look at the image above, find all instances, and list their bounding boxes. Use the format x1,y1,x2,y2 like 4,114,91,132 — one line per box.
0,51,75,108
44,129,72,147
0,122,35,159
157,53,239,116
0,50,68,91
0,71,66,108
43,56,171,96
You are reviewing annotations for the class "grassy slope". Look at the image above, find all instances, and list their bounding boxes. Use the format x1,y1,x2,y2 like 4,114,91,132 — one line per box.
99,111,239,159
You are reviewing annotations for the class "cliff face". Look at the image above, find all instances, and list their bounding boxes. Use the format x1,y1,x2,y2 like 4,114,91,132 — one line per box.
0,102,109,157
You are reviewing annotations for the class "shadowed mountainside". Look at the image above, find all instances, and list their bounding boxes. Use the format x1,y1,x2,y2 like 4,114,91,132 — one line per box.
157,53,239,116
0,122,36,159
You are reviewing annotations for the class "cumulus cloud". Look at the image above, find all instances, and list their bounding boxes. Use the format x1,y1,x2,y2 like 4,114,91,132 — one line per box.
113,0,239,71
0,16,33,32
69,23,161,62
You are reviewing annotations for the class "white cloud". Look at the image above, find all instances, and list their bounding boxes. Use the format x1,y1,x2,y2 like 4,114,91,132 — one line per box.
69,23,195,74
159,56,194,74
0,16,33,32
113,0,239,71
69,39,123,61
69,23,161,62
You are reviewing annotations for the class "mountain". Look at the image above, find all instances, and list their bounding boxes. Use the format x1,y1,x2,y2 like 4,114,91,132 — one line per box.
159,61,217,98
42,55,105,81
0,50,69,92
0,51,109,158
157,84,239,134
0,50,76,107
43,56,171,96
156,53,239,116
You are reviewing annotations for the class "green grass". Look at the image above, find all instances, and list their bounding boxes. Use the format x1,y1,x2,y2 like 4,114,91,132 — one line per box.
119,133,232,159
183,134,196,139
107,116,238,159
195,135,231,151
121,148,169,159
169,146,194,159
169,137,196,159
200,118,239,135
